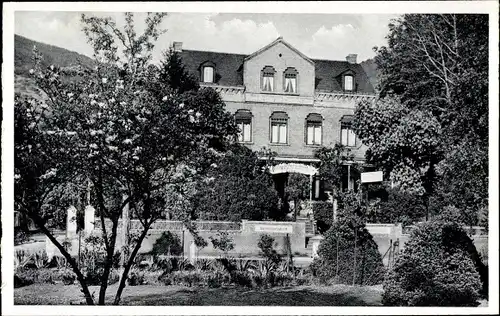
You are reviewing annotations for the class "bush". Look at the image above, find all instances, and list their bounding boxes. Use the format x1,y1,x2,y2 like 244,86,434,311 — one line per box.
310,222,385,285
382,220,483,306
151,231,183,257
313,201,333,234
209,231,235,255
127,268,146,286
257,234,282,265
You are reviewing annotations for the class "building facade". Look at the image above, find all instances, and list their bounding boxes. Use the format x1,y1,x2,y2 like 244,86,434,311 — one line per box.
177,37,376,203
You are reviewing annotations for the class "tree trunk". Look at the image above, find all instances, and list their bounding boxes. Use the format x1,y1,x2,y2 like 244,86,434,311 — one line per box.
113,225,150,305
31,213,94,305
98,216,119,305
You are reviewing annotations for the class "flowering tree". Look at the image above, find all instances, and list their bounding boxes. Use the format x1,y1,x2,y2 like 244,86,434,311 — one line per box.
15,12,238,305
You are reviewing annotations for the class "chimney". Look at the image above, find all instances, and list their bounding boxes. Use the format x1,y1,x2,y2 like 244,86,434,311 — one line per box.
173,41,183,52
346,54,357,64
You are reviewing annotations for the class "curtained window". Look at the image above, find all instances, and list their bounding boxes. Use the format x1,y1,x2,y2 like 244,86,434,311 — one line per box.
235,110,252,143
284,67,298,93
270,111,288,144
306,113,322,145
262,66,275,92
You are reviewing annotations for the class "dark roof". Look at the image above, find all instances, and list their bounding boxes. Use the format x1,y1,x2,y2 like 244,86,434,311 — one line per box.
179,49,375,94
179,50,245,86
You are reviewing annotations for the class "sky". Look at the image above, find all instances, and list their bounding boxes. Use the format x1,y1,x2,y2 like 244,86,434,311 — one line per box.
14,12,400,63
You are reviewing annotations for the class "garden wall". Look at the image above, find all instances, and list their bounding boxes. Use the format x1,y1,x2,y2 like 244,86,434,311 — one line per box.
96,219,307,257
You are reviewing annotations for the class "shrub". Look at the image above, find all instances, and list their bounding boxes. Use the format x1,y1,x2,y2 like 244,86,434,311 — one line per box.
127,268,146,286
313,201,333,234
382,220,483,306
151,231,183,257
257,234,281,265
209,231,235,256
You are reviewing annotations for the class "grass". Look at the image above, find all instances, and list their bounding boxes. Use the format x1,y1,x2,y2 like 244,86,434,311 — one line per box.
14,284,384,306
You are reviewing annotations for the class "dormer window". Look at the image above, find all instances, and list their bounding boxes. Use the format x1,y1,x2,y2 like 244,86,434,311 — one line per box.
261,66,275,92
202,66,214,83
344,74,354,91
284,67,298,93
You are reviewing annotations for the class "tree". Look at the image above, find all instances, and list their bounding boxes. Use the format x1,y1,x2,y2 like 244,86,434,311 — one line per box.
382,220,484,306
284,173,310,220
357,14,488,224
191,144,281,221
15,12,238,305
310,192,385,285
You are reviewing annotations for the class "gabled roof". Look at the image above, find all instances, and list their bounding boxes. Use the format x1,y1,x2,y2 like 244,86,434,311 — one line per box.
244,36,314,66
177,39,375,94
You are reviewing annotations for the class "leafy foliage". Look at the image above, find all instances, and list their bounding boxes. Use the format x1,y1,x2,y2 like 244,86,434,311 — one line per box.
150,231,183,257
383,220,483,306
310,192,385,285
192,144,281,221
209,231,235,255
285,173,310,219
14,12,238,305
312,201,333,234
356,14,488,223
257,234,282,266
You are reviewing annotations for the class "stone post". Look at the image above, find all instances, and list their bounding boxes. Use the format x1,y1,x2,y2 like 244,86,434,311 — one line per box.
310,235,324,258
66,205,78,238
189,241,196,264
84,205,95,235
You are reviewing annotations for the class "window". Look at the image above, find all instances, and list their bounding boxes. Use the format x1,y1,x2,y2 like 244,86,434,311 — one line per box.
202,66,214,83
284,67,298,93
262,66,275,92
340,115,356,147
270,112,288,144
344,75,354,91
235,110,252,143
306,113,322,145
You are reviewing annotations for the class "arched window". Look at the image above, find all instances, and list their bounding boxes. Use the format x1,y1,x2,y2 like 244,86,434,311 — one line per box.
306,113,322,145
340,115,356,147
235,109,253,143
270,111,288,144
343,74,354,91
284,67,298,93
261,66,275,92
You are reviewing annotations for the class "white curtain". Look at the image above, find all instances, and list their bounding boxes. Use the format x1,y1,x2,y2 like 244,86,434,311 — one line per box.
279,124,287,143
263,76,274,91
237,122,244,142
341,128,348,145
314,125,322,145
285,78,296,93
243,122,251,142
307,125,314,145
344,75,353,91
203,67,214,83
348,129,356,147
271,124,279,142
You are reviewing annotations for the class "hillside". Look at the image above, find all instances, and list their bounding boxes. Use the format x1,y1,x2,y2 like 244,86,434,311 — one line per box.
14,35,96,98
15,34,95,76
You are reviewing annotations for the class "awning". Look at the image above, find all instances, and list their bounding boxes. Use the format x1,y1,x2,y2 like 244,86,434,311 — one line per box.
340,115,354,123
270,111,289,120
306,113,323,123
234,109,253,120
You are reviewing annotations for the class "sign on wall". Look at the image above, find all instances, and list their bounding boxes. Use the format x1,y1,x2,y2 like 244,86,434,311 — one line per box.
361,171,383,183
254,224,293,234
269,163,318,176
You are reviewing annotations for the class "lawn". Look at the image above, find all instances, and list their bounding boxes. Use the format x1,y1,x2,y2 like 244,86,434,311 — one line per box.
14,283,384,306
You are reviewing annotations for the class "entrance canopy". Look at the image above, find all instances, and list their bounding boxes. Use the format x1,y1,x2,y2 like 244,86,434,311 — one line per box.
269,163,318,176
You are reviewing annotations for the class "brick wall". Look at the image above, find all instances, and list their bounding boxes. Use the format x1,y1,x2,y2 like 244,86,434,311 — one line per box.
244,41,315,96
225,100,367,160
